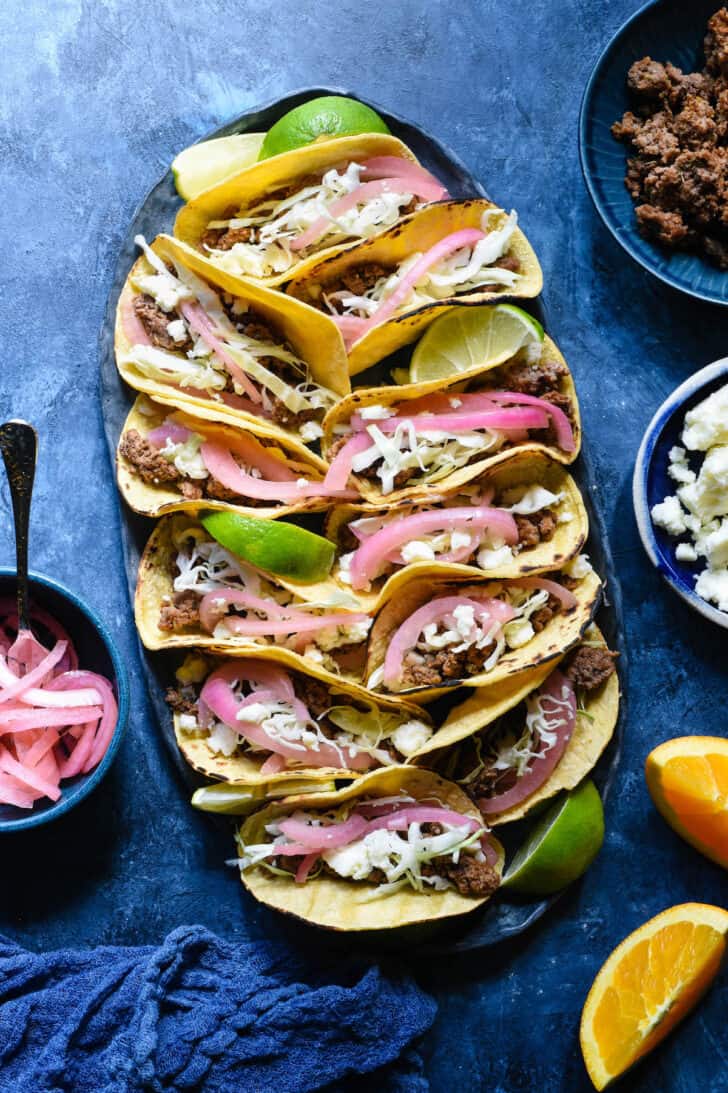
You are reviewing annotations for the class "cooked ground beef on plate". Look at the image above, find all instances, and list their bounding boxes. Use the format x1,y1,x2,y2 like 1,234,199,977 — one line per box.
133,294,193,352
611,9,728,267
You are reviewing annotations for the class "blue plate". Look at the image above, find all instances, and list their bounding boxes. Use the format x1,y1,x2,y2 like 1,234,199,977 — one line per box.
633,358,728,628
579,0,728,305
0,570,130,831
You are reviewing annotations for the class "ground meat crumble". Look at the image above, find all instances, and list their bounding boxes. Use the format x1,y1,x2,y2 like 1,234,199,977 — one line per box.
611,10,728,267
563,644,618,691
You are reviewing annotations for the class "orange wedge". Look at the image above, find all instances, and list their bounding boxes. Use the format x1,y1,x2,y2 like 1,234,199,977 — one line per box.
645,736,728,869
580,903,728,1090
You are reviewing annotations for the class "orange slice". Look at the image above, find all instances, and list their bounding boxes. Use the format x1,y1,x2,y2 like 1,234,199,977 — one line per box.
645,736,728,869
580,903,728,1090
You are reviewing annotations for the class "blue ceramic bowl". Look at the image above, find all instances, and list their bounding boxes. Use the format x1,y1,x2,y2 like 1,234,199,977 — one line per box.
579,0,728,305
633,358,728,628
0,569,129,831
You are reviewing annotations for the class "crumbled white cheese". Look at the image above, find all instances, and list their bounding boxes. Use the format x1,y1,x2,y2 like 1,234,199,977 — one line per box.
651,495,687,536
389,719,433,757
299,421,324,442
166,318,189,344
503,617,535,649
651,383,728,614
178,713,198,731
476,544,514,570
401,539,437,564
359,404,394,421
675,542,698,562
564,553,592,580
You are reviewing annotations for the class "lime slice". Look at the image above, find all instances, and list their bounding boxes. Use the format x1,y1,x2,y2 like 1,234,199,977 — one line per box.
409,304,544,385
259,96,390,160
192,784,265,815
502,779,604,895
201,511,335,583
172,133,265,200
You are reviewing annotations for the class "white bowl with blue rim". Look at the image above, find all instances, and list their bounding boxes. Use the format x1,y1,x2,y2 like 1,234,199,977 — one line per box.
633,357,728,629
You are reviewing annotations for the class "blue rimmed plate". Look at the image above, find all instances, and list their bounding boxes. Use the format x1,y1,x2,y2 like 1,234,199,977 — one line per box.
633,358,728,628
579,0,728,305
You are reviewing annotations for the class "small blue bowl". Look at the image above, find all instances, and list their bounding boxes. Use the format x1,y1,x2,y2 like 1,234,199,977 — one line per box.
579,0,728,305
633,358,728,628
0,569,129,831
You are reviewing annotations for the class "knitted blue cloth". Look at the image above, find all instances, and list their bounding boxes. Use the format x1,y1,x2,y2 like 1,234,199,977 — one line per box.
0,925,435,1092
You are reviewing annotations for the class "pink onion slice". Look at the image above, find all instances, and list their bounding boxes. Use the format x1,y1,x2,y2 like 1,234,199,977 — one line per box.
278,814,369,849
290,181,415,253
179,300,261,403
120,296,153,347
359,157,449,200
201,441,354,502
295,853,320,883
147,421,192,448
477,671,576,815
366,806,480,834
347,506,519,590
485,391,575,453
382,595,515,690
322,433,372,492
350,408,549,435
333,227,485,349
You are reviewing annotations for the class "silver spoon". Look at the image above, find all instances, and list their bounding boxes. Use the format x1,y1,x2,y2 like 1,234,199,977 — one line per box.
0,420,38,634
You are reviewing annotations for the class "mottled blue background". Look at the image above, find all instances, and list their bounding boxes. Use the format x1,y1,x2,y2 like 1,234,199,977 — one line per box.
0,1,727,1090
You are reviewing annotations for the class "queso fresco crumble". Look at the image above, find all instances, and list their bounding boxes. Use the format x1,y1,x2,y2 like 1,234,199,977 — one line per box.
651,382,728,612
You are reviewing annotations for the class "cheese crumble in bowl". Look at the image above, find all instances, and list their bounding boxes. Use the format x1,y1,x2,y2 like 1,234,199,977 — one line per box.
634,357,728,628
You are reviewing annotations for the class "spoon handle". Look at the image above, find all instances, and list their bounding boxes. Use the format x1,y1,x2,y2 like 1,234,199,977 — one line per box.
0,420,38,632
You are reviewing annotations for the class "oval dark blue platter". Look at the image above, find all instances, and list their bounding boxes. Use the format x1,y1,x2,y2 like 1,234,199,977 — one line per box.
99,87,627,954
580,0,728,305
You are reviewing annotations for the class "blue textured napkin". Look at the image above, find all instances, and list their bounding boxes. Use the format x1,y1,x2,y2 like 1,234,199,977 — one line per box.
0,924,435,1092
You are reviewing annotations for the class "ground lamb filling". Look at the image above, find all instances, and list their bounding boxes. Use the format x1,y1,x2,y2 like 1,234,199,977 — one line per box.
611,9,728,267
119,426,267,505
328,355,574,496
442,642,618,805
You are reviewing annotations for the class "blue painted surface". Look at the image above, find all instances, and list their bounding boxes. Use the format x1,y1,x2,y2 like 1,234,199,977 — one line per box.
0,1,726,1089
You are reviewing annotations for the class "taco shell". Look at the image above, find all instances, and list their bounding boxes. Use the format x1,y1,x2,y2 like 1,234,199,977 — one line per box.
321,335,580,506
117,396,333,519
173,652,431,789
237,766,504,931
287,198,543,374
115,233,348,463
314,450,588,613
173,134,421,287
365,570,602,703
415,624,619,823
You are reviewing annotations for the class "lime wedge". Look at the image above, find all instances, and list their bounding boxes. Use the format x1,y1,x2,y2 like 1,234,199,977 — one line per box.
192,784,265,815
502,779,604,896
201,511,335,583
409,304,544,385
172,133,265,200
259,96,390,160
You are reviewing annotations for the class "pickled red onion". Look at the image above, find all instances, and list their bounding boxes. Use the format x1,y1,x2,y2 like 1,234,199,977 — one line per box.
349,408,549,435
291,177,440,253
0,609,118,809
120,296,153,347
201,441,355,502
382,595,515,690
477,671,576,815
359,157,449,200
333,228,485,348
179,300,261,403
347,506,518,590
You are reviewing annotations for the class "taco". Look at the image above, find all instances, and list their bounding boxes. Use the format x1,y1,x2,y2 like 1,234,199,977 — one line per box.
115,233,348,455
117,396,355,519
286,199,543,373
135,515,372,681
167,651,433,788
319,336,579,505
364,564,601,701
323,451,588,612
419,625,619,824
234,766,504,930
173,134,448,287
